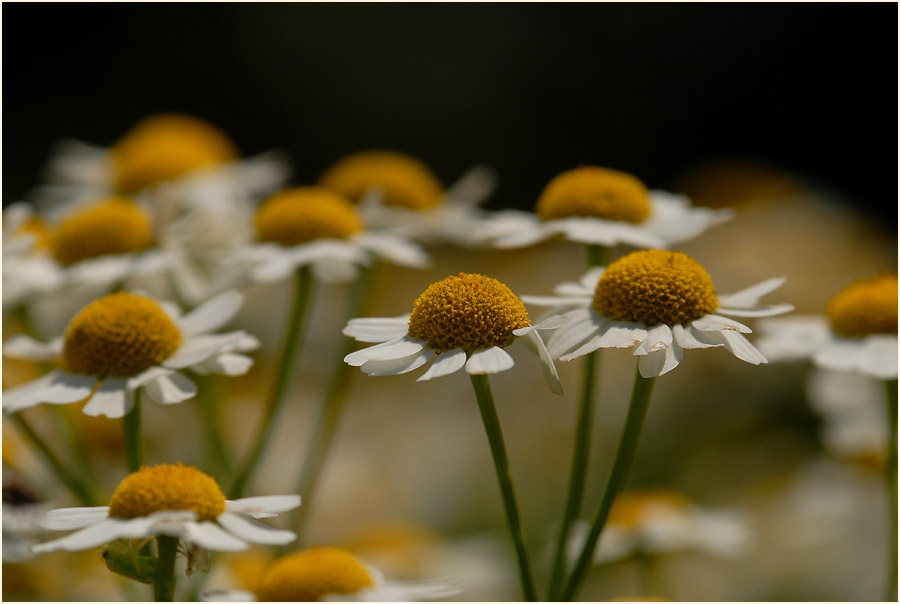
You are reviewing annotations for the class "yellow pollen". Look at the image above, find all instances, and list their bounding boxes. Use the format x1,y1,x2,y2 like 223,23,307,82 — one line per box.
407,273,530,353
62,293,181,377
536,166,651,223
51,198,154,266
108,463,225,522
256,547,375,602
594,250,718,326
113,114,238,194
318,150,444,211
825,274,898,336
255,187,364,246
608,489,693,528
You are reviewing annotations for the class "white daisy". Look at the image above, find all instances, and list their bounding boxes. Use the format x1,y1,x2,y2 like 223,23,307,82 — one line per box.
3,481,53,562
481,166,732,249
32,463,299,554
2,290,258,418
343,272,562,394
202,546,459,602
523,250,793,378
756,274,898,380
229,186,429,285
2,202,63,311
318,149,498,246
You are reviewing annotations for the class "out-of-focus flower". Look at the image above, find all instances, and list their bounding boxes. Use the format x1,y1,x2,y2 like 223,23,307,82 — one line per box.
2,290,257,418
32,463,299,553
523,251,792,377
343,272,562,393
481,166,731,250
3,480,52,562
2,203,63,311
202,545,458,602
318,150,497,246
756,274,898,379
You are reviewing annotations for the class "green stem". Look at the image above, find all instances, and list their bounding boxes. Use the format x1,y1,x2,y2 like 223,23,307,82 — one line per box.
884,378,897,602
291,264,377,543
585,244,609,268
153,536,178,602
10,413,97,506
123,390,143,473
469,374,537,602
560,367,656,602
230,266,313,498
547,350,599,600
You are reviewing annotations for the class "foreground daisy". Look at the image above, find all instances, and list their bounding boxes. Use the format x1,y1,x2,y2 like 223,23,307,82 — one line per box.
203,546,458,602
525,250,793,377
2,290,257,418
482,166,732,250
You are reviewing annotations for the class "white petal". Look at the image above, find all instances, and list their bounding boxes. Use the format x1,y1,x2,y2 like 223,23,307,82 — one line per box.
193,353,255,376
634,325,673,356
355,233,430,268
545,307,598,358
553,218,665,248
755,316,832,361
673,324,720,350
183,521,249,551
200,590,257,602
718,304,795,318
216,512,296,545
164,332,253,369
560,321,648,361
355,336,424,361
177,291,244,336
417,348,467,381
226,495,301,518
522,331,563,395
444,164,497,206
343,316,411,343
520,295,589,308
465,347,515,374
3,371,97,414
40,507,110,530
713,330,769,365
691,314,752,334
33,519,133,553
142,371,197,404
717,277,787,308
250,253,297,283
638,341,683,377
3,335,63,361
579,266,606,288
67,255,133,285
344,337,406,366
312,257,362,282
361,350,433,376
81,378,132,418
861,336,899,379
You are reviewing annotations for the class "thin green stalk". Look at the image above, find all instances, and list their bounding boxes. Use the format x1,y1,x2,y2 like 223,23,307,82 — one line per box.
586,244,609,268
123,390,143,473
884,378,897,602
469,374,537,602
291,264,376,543
10,413,97,506
230,266,313,498
153,536,178,602
547,350,599,600
560,367,656,602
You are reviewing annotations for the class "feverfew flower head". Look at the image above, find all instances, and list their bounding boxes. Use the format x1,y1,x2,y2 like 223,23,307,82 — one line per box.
2,202,63,310
33,463,299,554
756,274,898,379
483,166,732,249
524,250,793,378
2,290,258,418
344,273,562,393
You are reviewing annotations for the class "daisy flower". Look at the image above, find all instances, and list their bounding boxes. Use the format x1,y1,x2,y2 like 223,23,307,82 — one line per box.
2,202,63,311
32,463,299,555
482,166,732,250
318,149,497,246
230,186,429,285
755,274,898,379
343,272,561,393
202,545,458,602
2,290,258,418
523,250,793,377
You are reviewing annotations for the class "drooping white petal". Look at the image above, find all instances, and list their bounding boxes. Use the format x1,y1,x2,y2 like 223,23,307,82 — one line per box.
561,321,648,361
141,371,198,404
673,324,720,350
545,307,598,359
521,331,563,395
344,337,406,366
177,291,244,336
81,378,131,418
713,330,769,365
343,316,411,343
183,522,249,552
216,512,296,545
513,314,571,335
3,371,97,414
354,336,425,362
355,233,430,268
465,347,515,375
638,341,683,377
633,324,674,356
716,277,787,308
225,495,301,518
2,335,63,361
361,350,434,376
40,507,110,530
192,353,255,376
691,314,752,334
164,332,254,369
417,348,467,381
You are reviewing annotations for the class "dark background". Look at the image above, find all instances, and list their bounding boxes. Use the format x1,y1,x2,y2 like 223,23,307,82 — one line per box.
3,4,897,220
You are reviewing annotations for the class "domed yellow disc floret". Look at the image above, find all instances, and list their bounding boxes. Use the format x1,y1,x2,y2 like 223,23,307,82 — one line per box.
255,187,364,246
62,293,182,377
318,150,444,211
256,547,375,602
826,274,898,336
608,489,692,528
108,463,225,522
594,250,718,326
536,166,651,223
51,198,154,266
408,273,531,353
113,114,238,194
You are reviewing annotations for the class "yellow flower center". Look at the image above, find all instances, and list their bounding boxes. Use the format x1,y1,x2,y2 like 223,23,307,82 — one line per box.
112,114,238,194
255,187,364,245
608,489,692,528
407,273,531,353
536,166,651,223
825,274,898,337
62,293,182,377
256,547,375,602
108,463,225,522
318,150,444,211
594,250,718,326
51,198,154,266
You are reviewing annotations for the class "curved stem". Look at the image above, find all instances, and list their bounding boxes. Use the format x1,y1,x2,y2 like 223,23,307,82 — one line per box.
560,366,655,602
230,266,313,498
469,374,537,602
884,378,897,602
153,535,178,602
123,390,143,473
